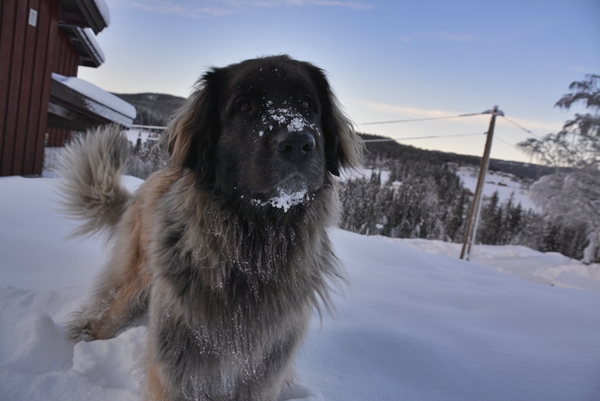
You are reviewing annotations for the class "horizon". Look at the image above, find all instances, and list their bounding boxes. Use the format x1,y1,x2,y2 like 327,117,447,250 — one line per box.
79,0,600,164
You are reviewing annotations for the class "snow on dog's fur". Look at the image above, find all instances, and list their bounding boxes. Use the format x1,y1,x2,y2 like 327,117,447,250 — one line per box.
60,55,362,400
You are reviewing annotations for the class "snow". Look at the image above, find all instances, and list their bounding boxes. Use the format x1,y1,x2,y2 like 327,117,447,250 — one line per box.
262,104,320,135
79,27,106,64
125,129,156,144
338,168,391,183
1,176,600,401
456,166,536,210
251,189,310,212
51,73,137,121
384,237,600,291
338,166,536,210
93,0,111,27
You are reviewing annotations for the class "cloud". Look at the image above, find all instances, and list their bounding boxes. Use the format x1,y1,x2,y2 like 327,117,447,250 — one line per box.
108,0,374,17
427,31,477,42
252,0,373,8
353,100,562,133
113,1,234,17
291,0,373,8
393,31,477,45
359,100,484,121
498,115,563,135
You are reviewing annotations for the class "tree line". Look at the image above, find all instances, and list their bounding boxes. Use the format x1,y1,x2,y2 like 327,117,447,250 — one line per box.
338,138,593,262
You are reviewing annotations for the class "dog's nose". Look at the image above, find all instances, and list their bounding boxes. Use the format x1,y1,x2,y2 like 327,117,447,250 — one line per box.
275,131,315,162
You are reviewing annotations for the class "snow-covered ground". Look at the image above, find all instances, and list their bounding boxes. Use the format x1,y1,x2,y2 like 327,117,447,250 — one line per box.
1,176,599,401
340,166,537,211
125,129,158,144
389,237,600,292
338,167,390,183
456,166,536,210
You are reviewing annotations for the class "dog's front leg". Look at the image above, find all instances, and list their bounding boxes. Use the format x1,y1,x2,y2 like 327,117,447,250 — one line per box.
67,272,151,341
68,204,153,341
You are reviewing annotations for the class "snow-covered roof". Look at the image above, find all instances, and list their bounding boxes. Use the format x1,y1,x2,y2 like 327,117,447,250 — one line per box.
93,0,110,27
61,26,105,67
59,0,110,34
51,73,136,127
80,27,105,63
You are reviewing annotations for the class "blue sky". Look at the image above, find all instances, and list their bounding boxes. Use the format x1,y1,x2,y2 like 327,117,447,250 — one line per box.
79,0,600,163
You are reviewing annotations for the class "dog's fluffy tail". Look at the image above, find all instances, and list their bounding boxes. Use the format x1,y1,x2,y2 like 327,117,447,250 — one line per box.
58,124,131,238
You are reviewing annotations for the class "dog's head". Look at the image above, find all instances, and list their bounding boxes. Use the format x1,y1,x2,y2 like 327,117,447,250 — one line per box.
166,55,362,203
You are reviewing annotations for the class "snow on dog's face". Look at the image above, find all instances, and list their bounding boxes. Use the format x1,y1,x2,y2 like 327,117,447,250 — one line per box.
166,55,361,210
216,57,326,203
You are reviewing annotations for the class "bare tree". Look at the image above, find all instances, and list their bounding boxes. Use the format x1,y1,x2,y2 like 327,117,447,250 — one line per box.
519,74,600,263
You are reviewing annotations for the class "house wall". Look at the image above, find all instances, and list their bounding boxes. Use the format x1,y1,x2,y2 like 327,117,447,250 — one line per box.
47,28,80,148
0,0,76,177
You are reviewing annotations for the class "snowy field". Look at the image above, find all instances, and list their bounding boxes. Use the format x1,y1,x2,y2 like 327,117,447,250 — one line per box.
341,166,536,210
125,129,159,144
456,166,537,211
1,176,600,401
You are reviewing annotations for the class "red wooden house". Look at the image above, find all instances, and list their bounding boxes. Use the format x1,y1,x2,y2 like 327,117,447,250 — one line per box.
0,0,136,177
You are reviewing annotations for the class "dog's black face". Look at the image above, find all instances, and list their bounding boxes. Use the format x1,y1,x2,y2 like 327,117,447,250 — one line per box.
215,57,327,202
169,55,359,208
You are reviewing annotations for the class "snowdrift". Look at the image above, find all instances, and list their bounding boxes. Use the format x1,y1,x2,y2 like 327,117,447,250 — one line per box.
1,176,599,401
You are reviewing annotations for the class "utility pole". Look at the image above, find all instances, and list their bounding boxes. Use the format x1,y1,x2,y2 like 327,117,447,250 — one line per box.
460,106,504,261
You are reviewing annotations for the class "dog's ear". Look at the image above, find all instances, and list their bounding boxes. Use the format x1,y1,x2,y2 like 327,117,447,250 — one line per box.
304,64,363,176
165,67,227,188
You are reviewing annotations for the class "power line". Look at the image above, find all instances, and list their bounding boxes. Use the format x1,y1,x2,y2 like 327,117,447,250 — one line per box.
362,132,485,143
359,112,485,126
501,116,543,139
494,135,518,148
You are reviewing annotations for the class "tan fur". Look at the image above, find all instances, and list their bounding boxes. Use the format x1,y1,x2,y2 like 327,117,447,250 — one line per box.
67,171,176,341
146,358,171,401
57,124,131,238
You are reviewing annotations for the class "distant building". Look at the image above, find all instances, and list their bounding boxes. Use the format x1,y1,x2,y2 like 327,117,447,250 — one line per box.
0,0,136,177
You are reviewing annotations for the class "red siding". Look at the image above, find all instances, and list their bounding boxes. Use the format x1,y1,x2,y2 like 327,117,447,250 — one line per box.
31,0,59,174
0,0,15,173
47,27,80,148
0,0,74,176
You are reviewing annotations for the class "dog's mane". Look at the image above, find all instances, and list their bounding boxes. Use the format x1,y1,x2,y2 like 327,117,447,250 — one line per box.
145,172,344,377
151,172,343,316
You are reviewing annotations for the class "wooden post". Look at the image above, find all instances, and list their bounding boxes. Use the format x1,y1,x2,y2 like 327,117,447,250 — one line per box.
460,106,504,260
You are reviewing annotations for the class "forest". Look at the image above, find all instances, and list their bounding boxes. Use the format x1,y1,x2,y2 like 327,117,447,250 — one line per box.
340,134,591,261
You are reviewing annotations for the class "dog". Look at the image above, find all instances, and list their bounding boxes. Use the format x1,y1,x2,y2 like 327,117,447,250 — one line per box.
59,55,362,401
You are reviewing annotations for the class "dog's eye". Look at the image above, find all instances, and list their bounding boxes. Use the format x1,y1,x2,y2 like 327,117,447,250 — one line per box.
302,99,311,111
238,101,251,112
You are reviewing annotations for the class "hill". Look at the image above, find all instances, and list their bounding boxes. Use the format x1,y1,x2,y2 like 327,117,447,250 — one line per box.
359,133,555,181
112,92,186,126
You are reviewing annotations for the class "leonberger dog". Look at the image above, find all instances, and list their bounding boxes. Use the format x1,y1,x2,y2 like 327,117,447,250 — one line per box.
59,55,362,401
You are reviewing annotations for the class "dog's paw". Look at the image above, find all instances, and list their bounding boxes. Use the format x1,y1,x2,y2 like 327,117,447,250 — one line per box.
66,314,97,342
67,322,95,342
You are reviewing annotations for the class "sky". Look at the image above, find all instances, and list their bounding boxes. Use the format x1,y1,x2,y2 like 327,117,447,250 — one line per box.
78,0,600,163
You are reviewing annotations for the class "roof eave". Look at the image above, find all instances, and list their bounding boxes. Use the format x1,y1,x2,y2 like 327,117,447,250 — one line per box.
59,0,110,34
48,77,136,131
60,25,105,68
